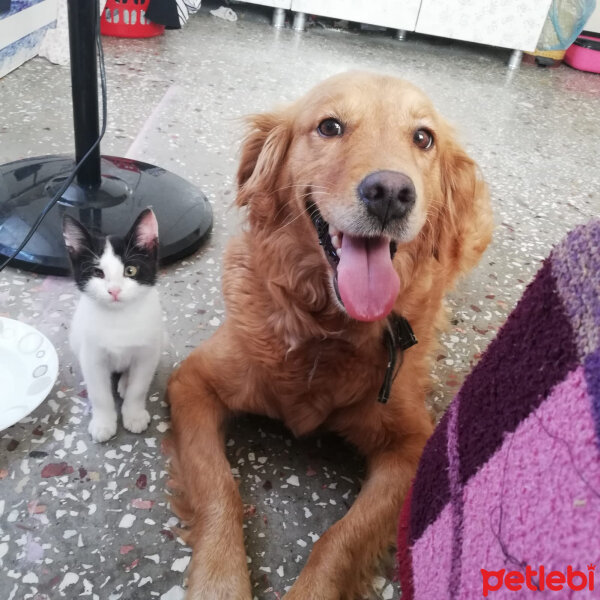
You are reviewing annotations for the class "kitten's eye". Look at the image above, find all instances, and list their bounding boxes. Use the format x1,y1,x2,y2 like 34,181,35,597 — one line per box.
124,265,138,278
92,268,104,279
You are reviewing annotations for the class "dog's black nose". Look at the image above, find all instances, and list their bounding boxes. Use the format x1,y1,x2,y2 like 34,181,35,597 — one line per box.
358,171,416,226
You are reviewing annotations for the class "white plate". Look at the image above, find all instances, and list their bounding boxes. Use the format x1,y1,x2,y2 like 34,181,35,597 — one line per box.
0,317,59,432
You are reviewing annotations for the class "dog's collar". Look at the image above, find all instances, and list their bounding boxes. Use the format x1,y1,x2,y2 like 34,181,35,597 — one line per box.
378,313,417,404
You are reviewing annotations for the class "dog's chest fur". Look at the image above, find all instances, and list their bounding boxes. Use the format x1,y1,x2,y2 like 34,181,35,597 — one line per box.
251,331,389,436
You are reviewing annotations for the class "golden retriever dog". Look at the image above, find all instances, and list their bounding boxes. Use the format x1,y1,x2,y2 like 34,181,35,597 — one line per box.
167,71,493,599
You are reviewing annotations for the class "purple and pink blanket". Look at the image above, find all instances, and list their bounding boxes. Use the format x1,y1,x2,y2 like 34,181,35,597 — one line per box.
397,219,600,599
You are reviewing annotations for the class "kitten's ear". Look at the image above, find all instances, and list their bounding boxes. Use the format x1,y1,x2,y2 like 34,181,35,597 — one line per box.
127,209,159,250
62,215,92,256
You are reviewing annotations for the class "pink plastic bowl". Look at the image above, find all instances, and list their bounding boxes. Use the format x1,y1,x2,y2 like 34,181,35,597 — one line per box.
565,31,600,74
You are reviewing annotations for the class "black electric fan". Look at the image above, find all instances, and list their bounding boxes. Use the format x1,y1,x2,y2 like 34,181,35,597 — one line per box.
0,0,212,275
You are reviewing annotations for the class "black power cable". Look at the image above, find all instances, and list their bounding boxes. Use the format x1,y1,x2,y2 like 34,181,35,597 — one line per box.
0,10,108,273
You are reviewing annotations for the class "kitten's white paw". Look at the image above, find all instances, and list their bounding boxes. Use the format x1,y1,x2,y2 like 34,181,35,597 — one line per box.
117,373,128,399
122,408,151,434
88,414,117,442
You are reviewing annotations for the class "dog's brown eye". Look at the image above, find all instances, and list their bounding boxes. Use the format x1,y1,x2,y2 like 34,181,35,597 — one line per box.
413,129,434,150
317,118,343,137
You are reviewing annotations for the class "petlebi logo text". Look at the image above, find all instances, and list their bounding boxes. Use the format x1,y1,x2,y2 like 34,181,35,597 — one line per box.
481,564,596,596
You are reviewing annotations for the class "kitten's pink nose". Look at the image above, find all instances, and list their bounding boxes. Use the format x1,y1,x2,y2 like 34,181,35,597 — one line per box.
108,287,121,301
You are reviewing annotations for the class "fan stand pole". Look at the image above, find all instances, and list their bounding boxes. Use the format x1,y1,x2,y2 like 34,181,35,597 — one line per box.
68,0,102,187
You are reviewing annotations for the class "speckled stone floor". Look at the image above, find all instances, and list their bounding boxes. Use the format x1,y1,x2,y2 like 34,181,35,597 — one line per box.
1,4,600,599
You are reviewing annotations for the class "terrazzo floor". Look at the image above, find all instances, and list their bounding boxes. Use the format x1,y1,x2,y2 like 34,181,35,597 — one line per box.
1,3,600,599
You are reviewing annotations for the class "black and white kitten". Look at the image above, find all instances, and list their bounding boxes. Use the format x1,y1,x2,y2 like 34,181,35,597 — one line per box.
63,209,163,442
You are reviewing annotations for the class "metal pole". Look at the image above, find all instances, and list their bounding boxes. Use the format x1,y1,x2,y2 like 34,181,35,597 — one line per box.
272,7,285,28
67,0,101,187
293,12,306,31
507,50,523,70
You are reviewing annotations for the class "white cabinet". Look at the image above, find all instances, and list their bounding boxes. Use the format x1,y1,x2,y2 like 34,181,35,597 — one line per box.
241,0,553,56
415,0,553,52
290,0,421,32
248,0,291,8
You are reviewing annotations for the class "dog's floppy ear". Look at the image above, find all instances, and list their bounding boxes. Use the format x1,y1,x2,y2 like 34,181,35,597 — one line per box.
435,137,493,276
236,111,291,210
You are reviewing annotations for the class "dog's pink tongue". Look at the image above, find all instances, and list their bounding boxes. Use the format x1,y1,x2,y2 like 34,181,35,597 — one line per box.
337,234,399,322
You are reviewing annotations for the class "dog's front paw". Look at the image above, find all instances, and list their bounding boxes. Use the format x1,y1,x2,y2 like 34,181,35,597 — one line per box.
122,408,151,434
284,572,340,600
284,587,335,600
88,413,117,442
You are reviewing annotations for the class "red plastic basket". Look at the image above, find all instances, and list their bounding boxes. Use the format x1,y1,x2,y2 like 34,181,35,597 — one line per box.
101,0,165,38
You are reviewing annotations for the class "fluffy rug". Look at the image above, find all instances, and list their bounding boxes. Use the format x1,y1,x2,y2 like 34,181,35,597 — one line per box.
397,219,600,599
